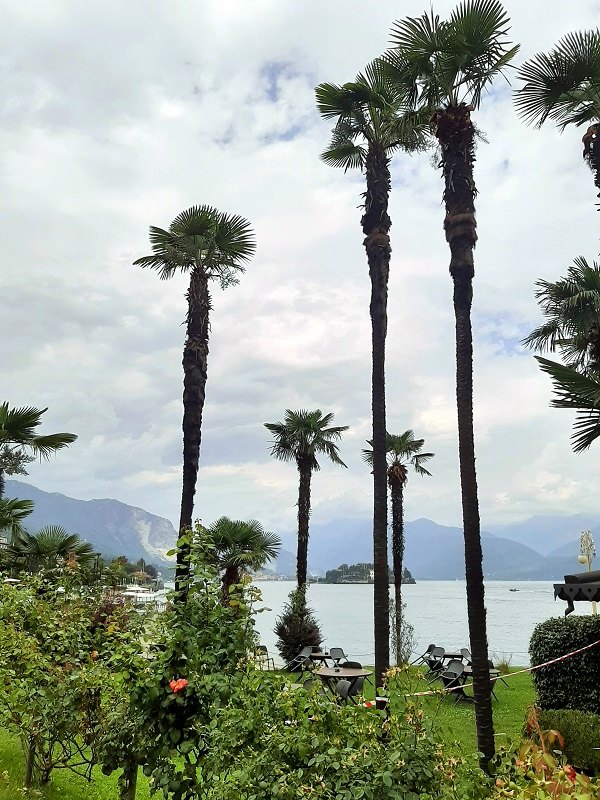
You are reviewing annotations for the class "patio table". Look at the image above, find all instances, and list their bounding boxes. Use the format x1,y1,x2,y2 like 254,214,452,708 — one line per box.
310,651,334,667
315,667,373,693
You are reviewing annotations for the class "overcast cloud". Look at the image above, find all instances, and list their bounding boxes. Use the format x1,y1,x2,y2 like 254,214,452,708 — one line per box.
2,0,599,535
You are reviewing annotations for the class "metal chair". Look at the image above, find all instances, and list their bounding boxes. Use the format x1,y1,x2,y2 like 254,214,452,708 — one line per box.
425,647,446,682
411,644,436,666
286,646,313,672
329,647,348,666
344,660,362,669
440,659,471,704
347,676,365,704
254,645,275,670
460,647,472,664
334,679,352,703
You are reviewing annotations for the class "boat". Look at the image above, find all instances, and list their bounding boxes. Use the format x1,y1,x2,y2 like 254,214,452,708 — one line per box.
509,588,519,592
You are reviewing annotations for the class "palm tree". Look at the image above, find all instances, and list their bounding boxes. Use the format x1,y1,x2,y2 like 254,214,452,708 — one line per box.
206,516,281,600
522,256,600,374
264,410,347,587
134,206,256,597
363,431,433,663
9,525,95,571
536,357,600,452
316,63,427,687
0,497,33,543
383,0,519,764
0,403,77,498
515,30,600,204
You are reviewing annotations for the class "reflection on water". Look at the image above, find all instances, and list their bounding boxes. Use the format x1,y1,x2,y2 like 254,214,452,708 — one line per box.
252,581,573,667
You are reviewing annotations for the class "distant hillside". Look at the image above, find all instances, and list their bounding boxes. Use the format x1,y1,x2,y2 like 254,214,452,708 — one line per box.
487,514,600,556
5,480,176,566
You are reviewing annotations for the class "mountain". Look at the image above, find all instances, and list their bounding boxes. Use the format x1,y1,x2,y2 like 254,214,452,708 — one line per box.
487,514,600,556
5,480,176,566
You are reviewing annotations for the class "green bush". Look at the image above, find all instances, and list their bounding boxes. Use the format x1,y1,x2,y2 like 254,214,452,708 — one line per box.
529,615,600,713
274,585,322,667
537,709,600,775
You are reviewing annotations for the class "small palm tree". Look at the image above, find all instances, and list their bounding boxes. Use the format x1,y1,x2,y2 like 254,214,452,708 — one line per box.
363,431,433,664
0,497,33,543
316,63,427,687
9,525,95,571
522,256,600,374
536,357,600,452
0,403,77,497
134,206,256,597
264,409,347,587
383,0,518,764
206,516,281,600
515,30,600,204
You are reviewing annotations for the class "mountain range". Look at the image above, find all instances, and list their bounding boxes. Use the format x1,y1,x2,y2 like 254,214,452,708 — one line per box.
5,480,599,580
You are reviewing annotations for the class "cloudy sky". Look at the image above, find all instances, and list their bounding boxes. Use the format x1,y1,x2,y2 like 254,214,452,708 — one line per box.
2,0,599,536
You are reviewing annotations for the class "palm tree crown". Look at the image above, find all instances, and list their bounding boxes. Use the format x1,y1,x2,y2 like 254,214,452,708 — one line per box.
522,256,600,374
9,525,95,570
207,516,281,595
0,497,33,542
363,430,434,485
265,410,348,471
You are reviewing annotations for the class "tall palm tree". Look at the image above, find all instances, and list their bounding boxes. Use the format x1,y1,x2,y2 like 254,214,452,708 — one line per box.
206,516,281,600
316,63,427,687
134,206,256,597
264,410,347,587
9,525,95,571
515,30,600,204
383,0,519,764
0,403,77,498
522,256,600,374
363,431,433,663
0,497,33,543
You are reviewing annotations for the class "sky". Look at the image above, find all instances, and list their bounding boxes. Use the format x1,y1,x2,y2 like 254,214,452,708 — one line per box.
2,0,600,536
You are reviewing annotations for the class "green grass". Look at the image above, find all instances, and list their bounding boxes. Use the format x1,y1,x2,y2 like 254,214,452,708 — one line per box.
0,730,151,800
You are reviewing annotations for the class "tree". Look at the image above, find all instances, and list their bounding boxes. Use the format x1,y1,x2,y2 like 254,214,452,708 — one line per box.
206,516,281,600
536,357,600,452
0,403,77,497
383,0,519,764
316,63,427,687
9,525,96,571
264,410,347,587
515,30,600,204
363,431,433,664
0,497,33,543
134,206,256,598
522,256,600,374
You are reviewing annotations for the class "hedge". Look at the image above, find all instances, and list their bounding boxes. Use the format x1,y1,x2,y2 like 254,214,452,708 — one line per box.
538,709,600,775
529,615,600,713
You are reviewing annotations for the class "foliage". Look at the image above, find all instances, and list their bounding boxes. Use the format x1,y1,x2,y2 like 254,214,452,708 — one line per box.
491,709,600,798
537,709,600,775
274,585,323,666
389,597,416,666
0,497,33,541
265,409,348,473
8,525,96,572
529,615,600,713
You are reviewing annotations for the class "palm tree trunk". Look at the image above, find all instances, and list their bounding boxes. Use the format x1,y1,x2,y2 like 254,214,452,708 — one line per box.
221,564,240,603
437,103,494,767
363,142,391,687
390,479,404,665
583,124,600,205
296,460,312,586
177,269,211,598
0,469,5,498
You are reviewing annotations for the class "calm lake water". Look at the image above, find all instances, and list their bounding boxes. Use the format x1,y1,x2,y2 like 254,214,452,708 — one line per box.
253,581,573,667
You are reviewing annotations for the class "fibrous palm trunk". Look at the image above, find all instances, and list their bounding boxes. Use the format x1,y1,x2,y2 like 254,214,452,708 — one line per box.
177,269,211,598
296,459,312,587
389,474,404,664
436,103,494,766
583,124,600,205
363,142,391,687
222,564,240,604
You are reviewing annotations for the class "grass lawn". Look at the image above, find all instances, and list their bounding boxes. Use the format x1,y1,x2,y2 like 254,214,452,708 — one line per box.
0,730,151,800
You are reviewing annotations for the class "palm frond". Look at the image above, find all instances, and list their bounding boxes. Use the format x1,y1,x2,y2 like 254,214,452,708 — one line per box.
536,356,600,451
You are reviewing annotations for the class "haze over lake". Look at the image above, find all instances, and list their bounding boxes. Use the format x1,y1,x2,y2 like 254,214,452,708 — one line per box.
254,581,575,667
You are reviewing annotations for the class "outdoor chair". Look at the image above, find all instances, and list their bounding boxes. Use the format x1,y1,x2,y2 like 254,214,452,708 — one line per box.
286,646,314,673
347,676,365,704
344,661,362,669
334,679,352,703
303,678,326,695
460,648,472,664
411,644,435,666
254,645,275,670
440,660,471,704
425,647,446,682
329,647,348,666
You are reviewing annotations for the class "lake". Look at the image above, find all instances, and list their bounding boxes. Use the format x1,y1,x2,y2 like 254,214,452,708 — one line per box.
253,580,574,667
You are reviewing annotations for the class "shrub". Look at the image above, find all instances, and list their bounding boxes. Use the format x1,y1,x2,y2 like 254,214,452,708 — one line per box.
274,585,322,666
529,615,600,713
537,709,600,775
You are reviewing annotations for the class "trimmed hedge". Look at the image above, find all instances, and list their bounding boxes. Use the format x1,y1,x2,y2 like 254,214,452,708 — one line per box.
529,615,600,713
538,709,600,775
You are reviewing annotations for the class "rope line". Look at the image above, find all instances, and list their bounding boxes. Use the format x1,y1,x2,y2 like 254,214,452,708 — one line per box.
404,638,600,698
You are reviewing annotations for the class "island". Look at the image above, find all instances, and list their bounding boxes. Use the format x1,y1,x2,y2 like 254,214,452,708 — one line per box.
320,562,416,585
